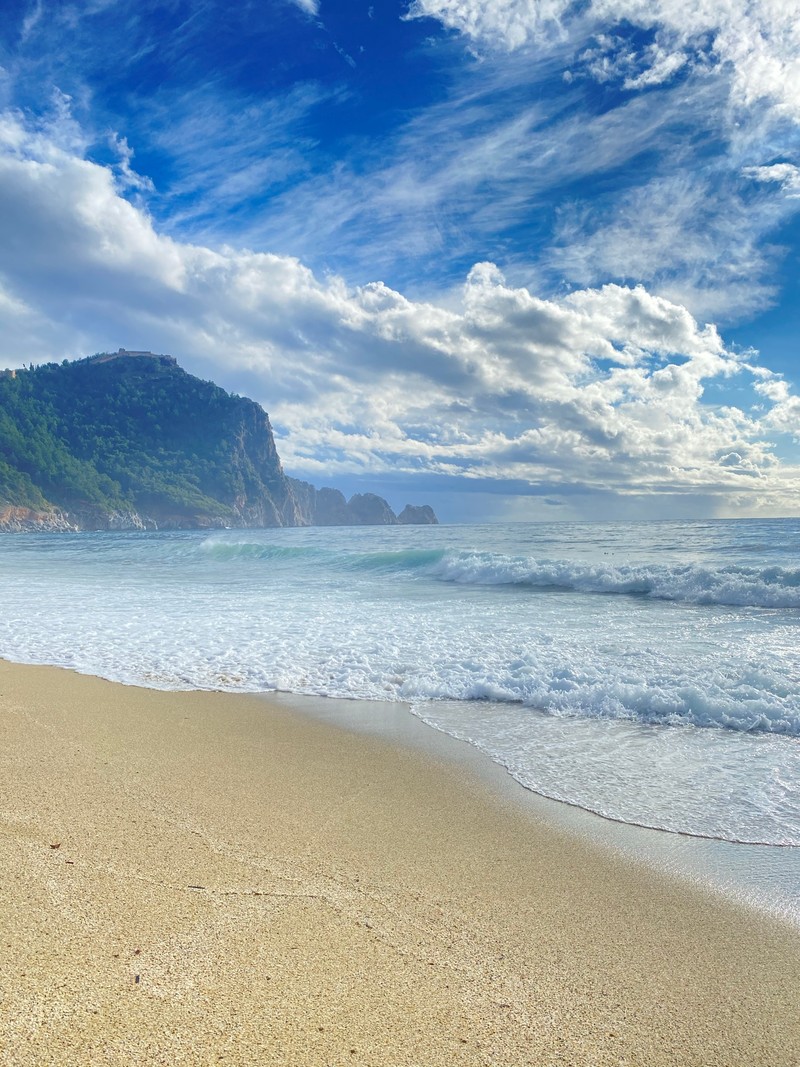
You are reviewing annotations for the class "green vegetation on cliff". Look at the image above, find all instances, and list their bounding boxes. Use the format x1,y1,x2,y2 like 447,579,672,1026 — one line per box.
0,353,298,527
0,352,439,531
0,351,438,530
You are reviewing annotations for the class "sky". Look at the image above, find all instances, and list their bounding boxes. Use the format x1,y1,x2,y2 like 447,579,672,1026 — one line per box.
0,0,799,522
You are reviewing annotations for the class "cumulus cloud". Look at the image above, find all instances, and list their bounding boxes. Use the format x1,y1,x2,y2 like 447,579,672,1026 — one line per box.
2,108,800,515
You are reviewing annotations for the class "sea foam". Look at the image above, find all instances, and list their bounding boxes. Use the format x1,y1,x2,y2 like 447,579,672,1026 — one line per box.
425,551,800,608
1,519,799,845
202,538,800,608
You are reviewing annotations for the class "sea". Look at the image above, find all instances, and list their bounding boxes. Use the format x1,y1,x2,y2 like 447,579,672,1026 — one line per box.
2,518,799,914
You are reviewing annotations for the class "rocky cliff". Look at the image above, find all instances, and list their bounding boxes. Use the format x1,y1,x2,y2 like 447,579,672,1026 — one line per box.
0,353,437,531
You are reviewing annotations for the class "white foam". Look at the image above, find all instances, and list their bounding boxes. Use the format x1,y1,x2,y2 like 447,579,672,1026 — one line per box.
427,552,800,608
1,521,799,844
413,700,800,846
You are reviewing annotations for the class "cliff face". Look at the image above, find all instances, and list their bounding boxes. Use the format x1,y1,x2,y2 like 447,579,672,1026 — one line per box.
220,397,302,528
287,481,353,526
0,353,300,530
0,505,77,532
348,493,399,525
0,353,438,531
289,482,399,526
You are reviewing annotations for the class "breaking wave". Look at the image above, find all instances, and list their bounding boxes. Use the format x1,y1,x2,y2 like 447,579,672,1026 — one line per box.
425,552,800,609
200,539,800,608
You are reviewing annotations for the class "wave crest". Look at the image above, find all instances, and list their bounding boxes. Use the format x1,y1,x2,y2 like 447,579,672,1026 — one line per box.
427,552,800,608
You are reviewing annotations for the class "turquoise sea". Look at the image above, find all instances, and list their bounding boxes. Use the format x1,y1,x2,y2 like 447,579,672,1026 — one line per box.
2,518,799,908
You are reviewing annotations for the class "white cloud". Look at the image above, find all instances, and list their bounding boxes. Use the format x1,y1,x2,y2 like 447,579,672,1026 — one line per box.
407,0,800,125
622,46,687,90
108,132,154,193
743,163,800,199
2,109,800,514
19,0,44,44
289,0,320,15
405,0,571,51
548,170,791,321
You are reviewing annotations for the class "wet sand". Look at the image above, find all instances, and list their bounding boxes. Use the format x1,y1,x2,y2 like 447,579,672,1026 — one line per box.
1,660,799,1065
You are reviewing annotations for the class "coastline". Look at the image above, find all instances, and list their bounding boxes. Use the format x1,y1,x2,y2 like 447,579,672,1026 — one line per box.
2,662,800,1065
272,691,800,927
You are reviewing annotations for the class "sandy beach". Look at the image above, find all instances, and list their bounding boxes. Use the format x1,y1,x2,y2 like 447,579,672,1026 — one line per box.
1,661,799,1066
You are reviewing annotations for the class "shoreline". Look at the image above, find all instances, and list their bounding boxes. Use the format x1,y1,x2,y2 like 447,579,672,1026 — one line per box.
2,661,800,1065
271,690,800,928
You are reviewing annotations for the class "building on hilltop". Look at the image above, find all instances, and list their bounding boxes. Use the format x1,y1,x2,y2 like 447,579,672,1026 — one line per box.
88,349,177,366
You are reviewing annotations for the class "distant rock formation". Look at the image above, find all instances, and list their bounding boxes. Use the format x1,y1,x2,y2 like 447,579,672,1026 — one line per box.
346,492,399,525
287,481,437,526
398,504,438,525
288,481,352,526
0,352,439,531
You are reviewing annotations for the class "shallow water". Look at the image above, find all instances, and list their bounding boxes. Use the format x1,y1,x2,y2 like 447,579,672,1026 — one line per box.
1,519,799,850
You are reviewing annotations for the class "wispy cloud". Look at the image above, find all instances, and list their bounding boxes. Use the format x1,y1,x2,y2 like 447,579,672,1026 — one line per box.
227,55,701,279
407,0,800,125
1,109,799,515
547,168,796,321
4,0,797,329
401,0,800,319
289,0,320,15
743,163,800,199
138,80,332,239
19,0,44,44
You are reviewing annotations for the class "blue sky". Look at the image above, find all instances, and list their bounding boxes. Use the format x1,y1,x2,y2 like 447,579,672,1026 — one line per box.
1,0,799,521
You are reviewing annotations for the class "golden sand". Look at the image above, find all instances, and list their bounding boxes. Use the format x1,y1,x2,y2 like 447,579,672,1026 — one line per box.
1,660,799,1066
